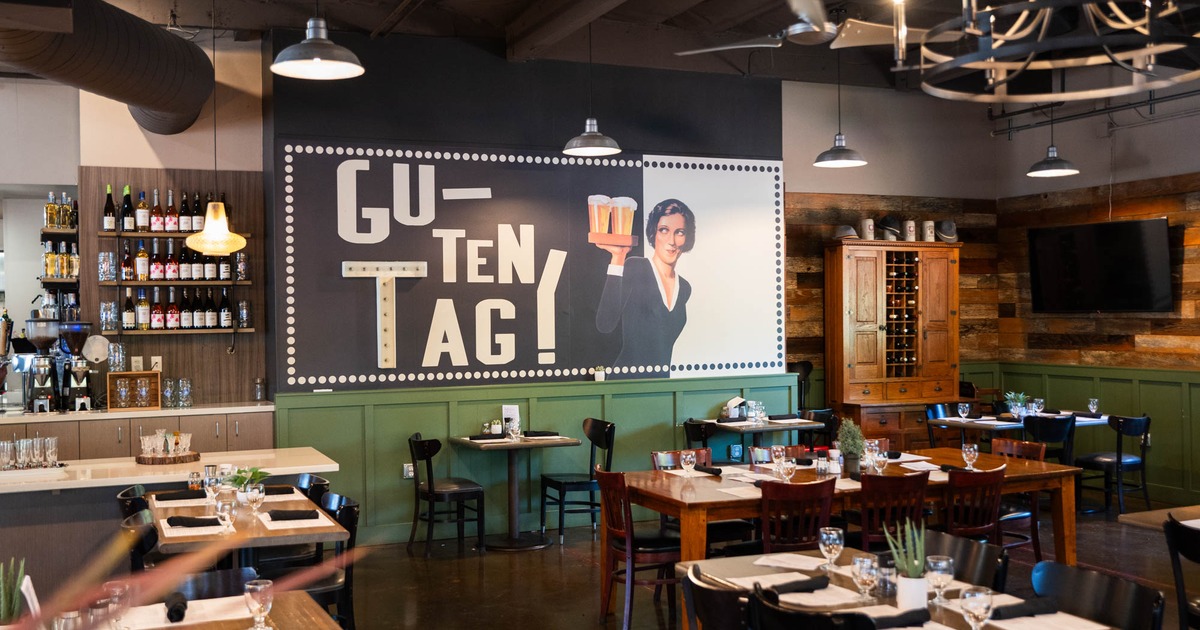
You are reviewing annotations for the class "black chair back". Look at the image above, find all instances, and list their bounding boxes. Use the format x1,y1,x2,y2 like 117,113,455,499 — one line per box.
925,403,959,447
959,381,979,398
582,417,616,478
683,419,718,450
1110,415,1151,461
120,509,159,572
684,565,747,630
408,432,443,493
923,529,1009,592
1023,414,1077,465
804,409,838,448
117,484,148,518
1032,560,1164,630
787,361,814,409
1164,513,1200,630
297,473,331,504
749,585,874,630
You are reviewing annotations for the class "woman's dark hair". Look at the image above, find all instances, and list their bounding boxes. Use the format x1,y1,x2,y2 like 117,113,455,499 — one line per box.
645,198,696,253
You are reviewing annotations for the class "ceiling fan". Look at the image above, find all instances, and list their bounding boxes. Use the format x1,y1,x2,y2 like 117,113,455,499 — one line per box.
674,0,959,58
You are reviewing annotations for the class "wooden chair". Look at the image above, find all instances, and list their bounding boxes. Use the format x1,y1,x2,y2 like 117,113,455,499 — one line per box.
851,471,929,551
407,432,485,557
596,468,680,630
650,448,754,553
760,477,835,553
651,447,713,469
540,417,615,544
992,438,1045,560
1023,414,1077,466
683,565,748,630
748,444,808,464
942,466,1006,544
1164,513,1200,630
749,585,875,630
1032,560,1165,630
925,402,964,448
1075,414,1152,514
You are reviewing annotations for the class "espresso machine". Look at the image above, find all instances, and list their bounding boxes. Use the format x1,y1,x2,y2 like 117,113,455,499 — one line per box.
25,318,60,413
60,322,92,411
0,315,12,403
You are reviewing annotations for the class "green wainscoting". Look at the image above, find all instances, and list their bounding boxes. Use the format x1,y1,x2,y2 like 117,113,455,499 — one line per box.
961,361,1200,507
275,374,800,545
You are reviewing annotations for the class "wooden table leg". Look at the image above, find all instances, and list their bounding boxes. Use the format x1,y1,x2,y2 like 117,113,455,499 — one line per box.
678,507,708,630
599,501,613,621
1048,475,1077,566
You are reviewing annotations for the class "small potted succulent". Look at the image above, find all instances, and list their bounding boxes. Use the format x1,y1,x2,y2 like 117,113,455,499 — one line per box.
884,519,927,610
228,467,271,503
0,557,25,627
593,366,607,381
836,418,865,479
1004,391,1028,417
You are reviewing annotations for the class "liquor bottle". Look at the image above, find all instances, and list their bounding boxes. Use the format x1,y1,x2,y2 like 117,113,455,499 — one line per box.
218,288,232,328
203,251,217,281
179,288,193,329
121,185,135,232
102,184,117,232
71,197,79,230
165,239,179,280
150,287,165,330
149,238,164,280
135,239,149,281
218,254,231,281
150,189,164,232
58,193,71,229
178,244,192,281
204,288,217,329
42,241,56,279
136,288,150,330
135,190,150,232
44,192,57,228
178,191,192,233
120,241,134,281
69,242,80,279
56,241,68,278
192,192,204,231
165,190,179,232
122,288,136,330
190,245,204,280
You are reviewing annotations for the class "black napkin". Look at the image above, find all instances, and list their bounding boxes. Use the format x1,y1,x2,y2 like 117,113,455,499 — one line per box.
166,516,221,528
1074,411,1103,418
768,413,798,421
264,485,295,496
886,450,902,459
268,509,319,521
164,592,188,623
523,430,559,437
1042,408,1061,414
991,598,1058,619
940,464,971,473
155,489,206,501
872,608,932,629
771,575,829,594
717,416,741,423
468,433,503,440
694,465,722,476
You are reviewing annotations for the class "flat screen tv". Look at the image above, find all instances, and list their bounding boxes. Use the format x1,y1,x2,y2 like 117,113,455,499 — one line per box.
1028,218,1172,313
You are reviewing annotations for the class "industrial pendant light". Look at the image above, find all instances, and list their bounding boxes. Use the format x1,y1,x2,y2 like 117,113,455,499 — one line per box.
1026,105,1078,178
814,51,867,168
564,24,620,157
188,11,246,258
270,2,364,81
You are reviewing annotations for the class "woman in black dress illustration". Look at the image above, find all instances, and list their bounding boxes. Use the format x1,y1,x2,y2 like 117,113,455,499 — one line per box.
595,198,696,375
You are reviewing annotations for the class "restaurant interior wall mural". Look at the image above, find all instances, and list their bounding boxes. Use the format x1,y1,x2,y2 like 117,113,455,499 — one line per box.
274,138,783,392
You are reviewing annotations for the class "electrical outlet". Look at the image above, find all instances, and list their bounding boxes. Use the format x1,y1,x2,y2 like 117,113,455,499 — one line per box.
130,356,144,371
150,355,162,371
729,444,743,460
403,463,415,479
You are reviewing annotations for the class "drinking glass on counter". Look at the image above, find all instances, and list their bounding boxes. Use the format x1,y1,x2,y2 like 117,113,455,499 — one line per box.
15,439,31,469
680,449,697,475
244,580,274,630
43,436,57,467
99,301,118,332
108,342,126,372
178,433,192,455
962,443,980,471
204,476,222,506
30,438,44,468
177,378,193,408
154,429,167,455
960,587,994,630
103,581,131,630
850,556,878,600
114,378,131,409
160,378,176,408
1088,398,1100,413
135,378,151,408
139,436,154,457
0,441,12,470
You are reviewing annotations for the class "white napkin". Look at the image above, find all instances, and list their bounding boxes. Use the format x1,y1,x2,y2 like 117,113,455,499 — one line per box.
778,584,861,607
835,478,862,491
729,473,778,483
753,553,828,571
726,571,810,590
470,438,509,444
717,486,762,498
901,461,941,472
122,595,251,629
663,469,715,477
719,421,755,427
257,511,334,530
1179,517,1200,529
988,613,1108,630
976,420,1020,426
891,452,933,463
844,605,956,629
720,466,755,476
262,488,303,503
929,471,949,483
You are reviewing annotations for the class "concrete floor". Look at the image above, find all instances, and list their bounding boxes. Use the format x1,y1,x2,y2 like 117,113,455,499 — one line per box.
347,508,1198,630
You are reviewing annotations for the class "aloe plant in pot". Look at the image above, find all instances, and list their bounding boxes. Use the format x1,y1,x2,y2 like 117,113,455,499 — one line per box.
0,557,25,627
884,519,927,610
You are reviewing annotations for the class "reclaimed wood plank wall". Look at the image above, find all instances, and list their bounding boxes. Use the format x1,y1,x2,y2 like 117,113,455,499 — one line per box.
997,172,1200,368
784,192,1000,370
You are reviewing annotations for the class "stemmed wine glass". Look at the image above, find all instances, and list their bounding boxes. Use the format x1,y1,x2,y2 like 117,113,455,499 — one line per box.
1088,398,1100,414
926,555,955,607
961,443,979,471
1033,398,1045,414
770,445,786,478
246,483,266,515
850,556,878,600
244,580,274,630
871,450,889,475
779,457,797,483
957,402,970,419
680,450,697,476
818,527,844,574
204,476,222,507
960,586,994,630
103,580,131,630
507,419,521,441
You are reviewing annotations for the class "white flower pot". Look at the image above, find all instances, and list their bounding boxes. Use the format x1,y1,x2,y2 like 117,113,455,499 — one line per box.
594,371,605,381
895,575,929,610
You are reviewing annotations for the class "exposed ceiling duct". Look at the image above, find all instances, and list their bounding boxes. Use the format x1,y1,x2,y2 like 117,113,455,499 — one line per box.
0,0,214,135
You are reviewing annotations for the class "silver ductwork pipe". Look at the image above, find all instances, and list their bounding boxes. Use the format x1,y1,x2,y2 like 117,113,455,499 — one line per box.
0,0,214,135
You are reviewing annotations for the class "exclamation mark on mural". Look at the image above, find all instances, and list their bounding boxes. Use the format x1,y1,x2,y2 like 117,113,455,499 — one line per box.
537,249,567,364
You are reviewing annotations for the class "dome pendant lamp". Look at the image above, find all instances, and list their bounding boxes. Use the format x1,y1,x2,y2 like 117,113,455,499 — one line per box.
270,4,364,81
1026,105,1079,178
564,24,620,157
814,51,867,168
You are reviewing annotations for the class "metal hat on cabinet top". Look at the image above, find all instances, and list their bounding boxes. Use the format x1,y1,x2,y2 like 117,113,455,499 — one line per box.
833,225,860,239
936,220,959,243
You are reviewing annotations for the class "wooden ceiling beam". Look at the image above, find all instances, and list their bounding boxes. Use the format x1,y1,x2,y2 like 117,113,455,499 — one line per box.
371,0,426,39
506,0,630,60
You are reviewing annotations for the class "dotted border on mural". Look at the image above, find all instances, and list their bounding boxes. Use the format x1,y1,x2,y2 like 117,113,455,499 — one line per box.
279,141,784,387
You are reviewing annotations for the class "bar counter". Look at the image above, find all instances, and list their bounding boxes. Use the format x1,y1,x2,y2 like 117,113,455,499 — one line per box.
0,402,276,425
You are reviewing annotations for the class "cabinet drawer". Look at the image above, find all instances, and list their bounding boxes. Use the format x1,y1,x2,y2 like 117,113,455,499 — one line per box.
860,411,901,435
886,382,922,400
845,383,885,403
922,380,955,398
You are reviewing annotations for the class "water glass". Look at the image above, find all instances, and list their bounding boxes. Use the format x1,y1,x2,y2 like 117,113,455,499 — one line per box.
178,433,192,454
30,437,44,467
960,586,994,630
779,456,797,482
43,436,58,467
99,301,119,331
108,342,127,372
506,418,521,441
962,443,980,471
871,450,889,475
246,483,266,515
103,580,131,630
244,580,274,630
204,476,222,505
160,377,176,408
1033,398,1046,414
139,435,154,456
851,556,879,599
97,252,117,281
135,378,151,408
770,444,786,477
818,527,844,573
16,439,31,469
178,378,193,408
680,450,697,475
957,402,971,418
154,428,167,455
0,441,12,470
114,378,131,409
1088,398,1100,413
926,555,955,606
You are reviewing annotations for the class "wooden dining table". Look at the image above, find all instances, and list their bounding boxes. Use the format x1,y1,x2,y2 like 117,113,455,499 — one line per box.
708,417,826,447
121,590,339,629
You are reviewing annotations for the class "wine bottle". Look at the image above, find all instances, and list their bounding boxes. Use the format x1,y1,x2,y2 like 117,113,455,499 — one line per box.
135,239,150,281
103,184,117,232
178,191,192,233
192,290,205,329
218,288,232,328
149,238,164,280
150,189,164,232
165,239,179,280
178,244,192,281
119,185,134,232
166,287,180,330
218,254,231,281
71,197,79,229
179,288,193,329
120,241,134,281
203,251,217,281
69,242,80,280
136,288,150,330
122,288,136,330
164,189,178,233
150,287,165,330
135,190,150,232
204,288,217,329
190,244,204,280
192,192,204,231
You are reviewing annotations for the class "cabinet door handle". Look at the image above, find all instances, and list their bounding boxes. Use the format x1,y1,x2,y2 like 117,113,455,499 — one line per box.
117,426,122,443
35,431,39,439
862,389,871,395
216,422,220,438
235,421,240,437
879,418,888,425
934,386,943,392
899,387,908,393
138,425,143,438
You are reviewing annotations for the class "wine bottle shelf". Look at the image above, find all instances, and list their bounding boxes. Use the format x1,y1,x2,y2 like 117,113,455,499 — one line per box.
40,277,80,284
98,231,252,238
40,227,79,237
101,328,256,336
99,281,251,287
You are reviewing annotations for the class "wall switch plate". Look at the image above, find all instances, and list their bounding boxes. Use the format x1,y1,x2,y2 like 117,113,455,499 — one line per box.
403,463,415,479
729,444,743,460
150,356,162,371
130,356,144,371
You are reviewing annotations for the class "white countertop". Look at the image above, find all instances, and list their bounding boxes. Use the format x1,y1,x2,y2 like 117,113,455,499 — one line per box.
0,402,275,426
0,446,336,494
